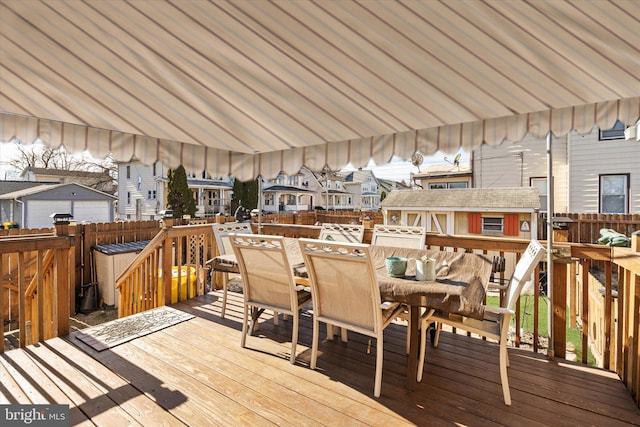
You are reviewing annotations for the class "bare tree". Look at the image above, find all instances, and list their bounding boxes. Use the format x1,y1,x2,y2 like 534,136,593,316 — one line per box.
9,145,117,192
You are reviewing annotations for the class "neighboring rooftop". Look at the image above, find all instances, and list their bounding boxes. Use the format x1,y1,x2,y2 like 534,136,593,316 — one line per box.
21,167,111,179
0,180,56,196
413,162,472,178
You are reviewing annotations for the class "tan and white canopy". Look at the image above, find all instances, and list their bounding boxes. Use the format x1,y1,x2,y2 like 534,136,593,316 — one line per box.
1,0,639,179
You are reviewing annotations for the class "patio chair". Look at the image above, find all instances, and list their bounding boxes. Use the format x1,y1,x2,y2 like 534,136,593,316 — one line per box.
318,223,365,243
420,239,545,405
371,224,427,352
298,238,404,397
231,234,312,364
211,222,253,318
371,224,426,249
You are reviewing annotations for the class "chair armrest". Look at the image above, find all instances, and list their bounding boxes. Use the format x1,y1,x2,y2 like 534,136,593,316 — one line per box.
483,305,514,315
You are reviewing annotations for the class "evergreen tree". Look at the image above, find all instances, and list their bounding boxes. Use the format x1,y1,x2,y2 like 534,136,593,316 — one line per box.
167,165,197,218
231,177,244,214
245,177,259,209
230,177,259,210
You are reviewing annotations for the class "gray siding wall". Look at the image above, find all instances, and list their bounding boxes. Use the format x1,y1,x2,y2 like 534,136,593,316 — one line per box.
568,129,640,213
472,133,568,212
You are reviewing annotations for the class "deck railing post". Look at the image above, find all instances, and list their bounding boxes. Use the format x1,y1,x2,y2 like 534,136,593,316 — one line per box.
552,259,567,358
162,223,173,306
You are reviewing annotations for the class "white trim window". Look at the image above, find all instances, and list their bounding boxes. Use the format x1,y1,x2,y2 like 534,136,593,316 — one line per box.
428,181,468,189
599,120,626,141
600,174,628,214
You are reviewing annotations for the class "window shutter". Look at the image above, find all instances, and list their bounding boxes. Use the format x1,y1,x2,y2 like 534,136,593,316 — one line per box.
504,214,519,236
468,213,481,234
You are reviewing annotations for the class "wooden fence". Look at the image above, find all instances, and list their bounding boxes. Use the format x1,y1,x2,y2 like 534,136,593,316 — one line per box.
538,213,639,244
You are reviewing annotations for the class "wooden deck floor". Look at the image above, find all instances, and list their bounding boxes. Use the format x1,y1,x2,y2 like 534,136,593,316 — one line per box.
2,291,639,426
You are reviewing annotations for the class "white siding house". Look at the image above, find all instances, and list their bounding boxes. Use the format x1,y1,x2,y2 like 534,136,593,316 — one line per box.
117,160,233,219
472,126,638,214
567,129,640,214
473,133,564,213
117,161,165,220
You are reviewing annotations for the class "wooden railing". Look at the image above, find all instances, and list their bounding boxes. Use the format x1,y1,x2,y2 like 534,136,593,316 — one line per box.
0,226,75,353
115,222,216,317
2,219,638,404
612,238,640,407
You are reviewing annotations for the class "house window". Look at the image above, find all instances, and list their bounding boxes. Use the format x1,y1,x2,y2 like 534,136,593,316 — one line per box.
482,217,504,233
600,174,628,213
127,191,131,205
429,181,467,189
148,190,156,200
126,165,131,179
530,177,547,212
152,162,157,176
448,182,468,189
599,120,626,141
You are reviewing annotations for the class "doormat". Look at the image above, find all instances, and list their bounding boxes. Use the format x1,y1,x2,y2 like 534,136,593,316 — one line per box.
74,306,194,351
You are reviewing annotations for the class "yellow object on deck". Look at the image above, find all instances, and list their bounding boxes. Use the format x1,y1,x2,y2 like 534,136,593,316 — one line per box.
158,266,197,303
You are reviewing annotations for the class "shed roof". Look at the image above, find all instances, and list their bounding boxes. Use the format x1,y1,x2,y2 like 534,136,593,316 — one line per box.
380,188,540,212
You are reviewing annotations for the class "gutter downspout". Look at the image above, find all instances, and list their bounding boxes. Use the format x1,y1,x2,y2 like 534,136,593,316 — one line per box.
13,198,24,227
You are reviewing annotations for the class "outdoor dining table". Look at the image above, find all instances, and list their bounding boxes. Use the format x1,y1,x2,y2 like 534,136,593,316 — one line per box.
208,237,493,391
367,245,493,390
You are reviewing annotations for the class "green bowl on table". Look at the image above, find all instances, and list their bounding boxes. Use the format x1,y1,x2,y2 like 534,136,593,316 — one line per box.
385,257,407,278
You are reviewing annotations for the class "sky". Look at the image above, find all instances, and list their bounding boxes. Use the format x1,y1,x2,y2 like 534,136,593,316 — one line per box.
1,141,467,183
347,148,469,183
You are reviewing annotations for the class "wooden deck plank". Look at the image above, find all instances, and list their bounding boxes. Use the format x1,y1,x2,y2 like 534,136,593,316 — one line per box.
16,342,142,426
44,338,185,427
73,330,272,426
0,359,31,404
170,309,507,427
2,290,638,427
421,335,636,426
428,333,640,424
159,313,421,427
131,329,329,427
2,347,93,426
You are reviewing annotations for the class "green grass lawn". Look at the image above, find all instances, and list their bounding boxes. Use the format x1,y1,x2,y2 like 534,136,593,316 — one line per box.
487,295,596,366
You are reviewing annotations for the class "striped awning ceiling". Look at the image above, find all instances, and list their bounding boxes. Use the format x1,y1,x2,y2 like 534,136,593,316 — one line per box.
1,0,639,180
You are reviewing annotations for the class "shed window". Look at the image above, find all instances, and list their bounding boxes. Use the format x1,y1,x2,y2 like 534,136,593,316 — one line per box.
482,217,503,233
